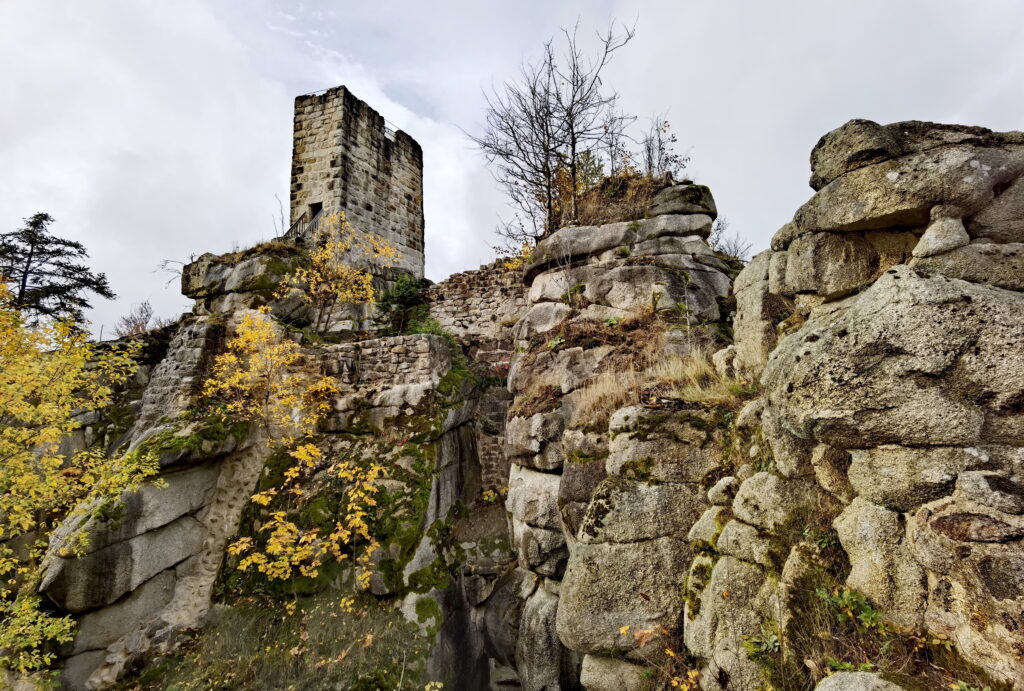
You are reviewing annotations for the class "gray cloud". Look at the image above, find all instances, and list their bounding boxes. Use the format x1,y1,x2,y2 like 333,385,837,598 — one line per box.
2,0,1022,334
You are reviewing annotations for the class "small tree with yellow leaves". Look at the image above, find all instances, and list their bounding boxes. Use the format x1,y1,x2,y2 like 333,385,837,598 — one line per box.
204,308,383,590
0,284,160,674
275,212,398,334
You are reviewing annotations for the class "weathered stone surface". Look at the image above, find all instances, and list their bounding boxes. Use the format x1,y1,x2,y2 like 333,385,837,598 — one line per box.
707,476,739,506
557,537,690,658
41,515,204,612
810,444,855,504
688,506,728,546
579,655,649,691
506,464,562,530
780,230,917,298
732,472,818,532
647,184,718,220
834,498,926,626
716,519,779,568
731,251,791,380
966,173,1024,243
511,517,568,578
912,211,970,258
71,570,176,655
524,214,714,280
51,465,220,558
910,242,1024,291
847,446,987,511
908,493,1024,683
578,477,704,544
809,119,905,190
181,248,300,299
514,302,571,339
794,144,1024,235
517,586,579,691
505,412,565,471
60,651,108,691
684,555,777,691
762,266,1024,449
814,672,906,690
606,407,724,484
955,470,1024,515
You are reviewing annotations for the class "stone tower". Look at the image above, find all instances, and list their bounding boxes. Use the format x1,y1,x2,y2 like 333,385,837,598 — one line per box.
289,85,425,279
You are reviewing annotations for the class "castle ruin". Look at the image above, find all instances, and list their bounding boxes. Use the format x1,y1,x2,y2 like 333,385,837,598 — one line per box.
289,85,425,279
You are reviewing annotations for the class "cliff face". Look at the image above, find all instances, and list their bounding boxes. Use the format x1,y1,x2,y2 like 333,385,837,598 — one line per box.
709,120,1024,690
25,120,1024,691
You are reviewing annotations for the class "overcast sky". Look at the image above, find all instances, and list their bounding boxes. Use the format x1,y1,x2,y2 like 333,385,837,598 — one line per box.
2,1,1023,335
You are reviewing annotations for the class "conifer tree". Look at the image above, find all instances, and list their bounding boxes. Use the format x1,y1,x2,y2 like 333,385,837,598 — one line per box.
0,212,115,324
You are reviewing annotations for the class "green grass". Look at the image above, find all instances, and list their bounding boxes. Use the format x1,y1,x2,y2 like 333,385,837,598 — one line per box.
119,592,433,690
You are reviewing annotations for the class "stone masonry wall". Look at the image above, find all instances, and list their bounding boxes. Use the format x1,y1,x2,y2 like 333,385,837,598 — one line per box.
428,258,530,493
290,85,425,278
426,258,529,344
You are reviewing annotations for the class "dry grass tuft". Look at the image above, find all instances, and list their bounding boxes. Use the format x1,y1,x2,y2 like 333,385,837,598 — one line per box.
571,174,668,227
569,350,753,430
568,366,644,429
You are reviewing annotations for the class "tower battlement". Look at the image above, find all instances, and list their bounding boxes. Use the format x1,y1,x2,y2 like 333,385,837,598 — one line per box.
289,86,424,278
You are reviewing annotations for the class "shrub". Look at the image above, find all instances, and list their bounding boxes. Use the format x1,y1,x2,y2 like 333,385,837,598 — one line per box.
376,273,430,333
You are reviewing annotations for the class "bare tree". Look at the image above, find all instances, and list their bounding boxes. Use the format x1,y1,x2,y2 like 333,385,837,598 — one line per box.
472,21,635,245
113,300,175,338
114,301,154,337
472,41,562,246
640,115,690,180
552,22,635,224
707,216,753,262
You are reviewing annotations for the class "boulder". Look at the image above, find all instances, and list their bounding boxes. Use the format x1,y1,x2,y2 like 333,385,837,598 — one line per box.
909,494,1024,683
794,144,1024,234
732,472,818,532
762,266,1024,449
715,519,780,568
579,655,649,691
809,119,905,190
966,173,1024,243
780,230,917,298
687,506,728,546
814,672,906,690
912,208,970,258
606,408,723,484
557,537,690,658
506,464,562,529
833,498,926,627
847,446,987,511
517,586,580,690
513,302,571,340
647,184,718,220
910,242,1024,291
684,555,778,691
510,517,567,578
578,476,704,544
731,251,791,381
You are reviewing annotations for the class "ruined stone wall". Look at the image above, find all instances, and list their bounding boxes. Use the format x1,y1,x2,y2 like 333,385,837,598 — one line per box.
427,258,530,492
426,259,528,343
290,86,425,278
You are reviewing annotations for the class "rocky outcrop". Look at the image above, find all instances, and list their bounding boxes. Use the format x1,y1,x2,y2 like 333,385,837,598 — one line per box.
718,119,1024,689
504,184,735,688
36,116,1024,691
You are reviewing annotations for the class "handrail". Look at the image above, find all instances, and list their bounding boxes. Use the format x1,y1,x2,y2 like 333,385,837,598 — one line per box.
284,208,324,239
